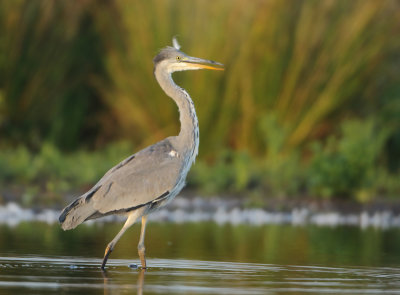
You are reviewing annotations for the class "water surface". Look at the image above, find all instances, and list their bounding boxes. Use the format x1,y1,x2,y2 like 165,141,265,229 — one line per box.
1,222,400,294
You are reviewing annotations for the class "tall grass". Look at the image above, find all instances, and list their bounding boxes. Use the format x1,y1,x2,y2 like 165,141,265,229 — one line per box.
1,0,398,154
0,1,105,149
92,0,400,157
0,0,399,199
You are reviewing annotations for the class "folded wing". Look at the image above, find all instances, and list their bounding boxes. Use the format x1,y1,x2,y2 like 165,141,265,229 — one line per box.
59,138,182,229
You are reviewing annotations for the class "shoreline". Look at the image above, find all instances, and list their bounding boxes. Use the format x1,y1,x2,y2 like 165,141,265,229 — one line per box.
1,195,400,229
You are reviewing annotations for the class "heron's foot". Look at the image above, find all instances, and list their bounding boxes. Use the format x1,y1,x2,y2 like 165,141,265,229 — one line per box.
101,245,113,269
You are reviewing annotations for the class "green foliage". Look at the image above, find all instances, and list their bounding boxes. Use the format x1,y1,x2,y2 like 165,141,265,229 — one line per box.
259,114,303,197
373,169,400,199
189,150,257,195
0,142,134,205
2,1,397,154
0,1,399,202
0,1,106,150
308,119,391,200
91,0,400,156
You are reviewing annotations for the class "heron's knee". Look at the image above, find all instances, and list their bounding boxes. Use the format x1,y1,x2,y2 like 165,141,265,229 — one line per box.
138,243,146,254
105,243,114,254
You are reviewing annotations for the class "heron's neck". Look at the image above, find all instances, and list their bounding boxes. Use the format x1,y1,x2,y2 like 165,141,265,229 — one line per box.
154,68,199,159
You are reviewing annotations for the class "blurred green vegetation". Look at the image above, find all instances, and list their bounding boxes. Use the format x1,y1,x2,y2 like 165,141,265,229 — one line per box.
0,142,133,206
0,0,399,204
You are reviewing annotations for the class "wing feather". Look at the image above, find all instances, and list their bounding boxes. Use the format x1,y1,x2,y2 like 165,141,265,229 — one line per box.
89,138,182,214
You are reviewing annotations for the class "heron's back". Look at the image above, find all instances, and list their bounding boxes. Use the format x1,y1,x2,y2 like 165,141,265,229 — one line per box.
59,137,189,230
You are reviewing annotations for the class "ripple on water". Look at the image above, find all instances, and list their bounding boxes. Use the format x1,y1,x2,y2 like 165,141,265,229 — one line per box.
1,255,400,294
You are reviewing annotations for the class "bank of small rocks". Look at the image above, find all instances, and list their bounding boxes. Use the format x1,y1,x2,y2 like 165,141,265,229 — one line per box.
1,196,400,229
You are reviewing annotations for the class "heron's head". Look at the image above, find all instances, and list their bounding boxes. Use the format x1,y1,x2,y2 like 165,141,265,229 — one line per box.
153,38,224,73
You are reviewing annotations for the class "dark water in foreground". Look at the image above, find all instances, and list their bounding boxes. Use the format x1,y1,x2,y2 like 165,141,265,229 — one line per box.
1,222,400,294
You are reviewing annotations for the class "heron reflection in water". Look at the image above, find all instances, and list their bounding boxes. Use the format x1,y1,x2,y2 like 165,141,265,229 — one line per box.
59,38,224,269
102,268,145,295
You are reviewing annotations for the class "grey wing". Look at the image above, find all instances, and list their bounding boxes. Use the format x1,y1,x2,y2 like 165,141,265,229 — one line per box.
88,138,182,214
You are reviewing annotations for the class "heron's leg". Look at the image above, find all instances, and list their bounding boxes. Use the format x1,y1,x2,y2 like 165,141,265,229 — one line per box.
137,215,148,268
137,268,145,295
101,214,137,269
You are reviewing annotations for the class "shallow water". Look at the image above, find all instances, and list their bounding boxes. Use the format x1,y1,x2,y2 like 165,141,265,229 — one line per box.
2,255,400,295
1,222,400,294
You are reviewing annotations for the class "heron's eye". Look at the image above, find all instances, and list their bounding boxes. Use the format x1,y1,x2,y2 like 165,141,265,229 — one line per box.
176,56,181,61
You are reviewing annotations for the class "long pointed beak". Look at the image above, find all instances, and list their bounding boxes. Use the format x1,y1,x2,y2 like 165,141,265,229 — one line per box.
184,56,224,71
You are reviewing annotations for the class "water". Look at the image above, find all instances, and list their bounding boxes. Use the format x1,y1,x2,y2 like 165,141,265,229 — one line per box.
1,222,400,294
2,256,400,294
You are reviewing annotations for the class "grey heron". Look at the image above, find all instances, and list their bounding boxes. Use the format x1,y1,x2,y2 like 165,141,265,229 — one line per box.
59,38,223,269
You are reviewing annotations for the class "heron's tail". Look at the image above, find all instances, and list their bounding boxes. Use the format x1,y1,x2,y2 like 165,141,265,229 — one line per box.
59,197,95,230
